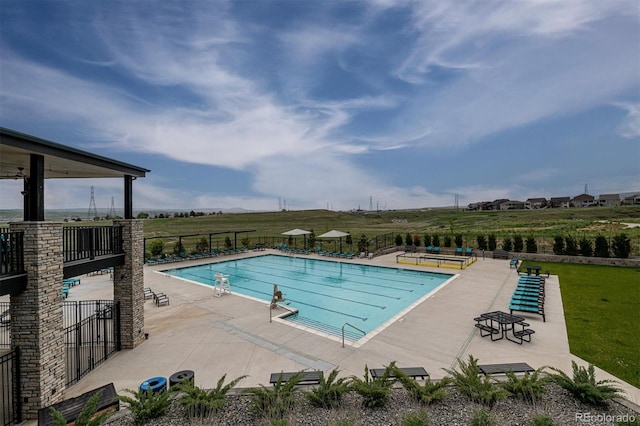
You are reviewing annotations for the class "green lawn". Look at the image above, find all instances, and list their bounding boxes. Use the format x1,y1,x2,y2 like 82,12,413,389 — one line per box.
538,262,640,388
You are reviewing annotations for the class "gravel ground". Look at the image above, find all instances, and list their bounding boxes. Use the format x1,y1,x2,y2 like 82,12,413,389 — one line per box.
105,383,638,426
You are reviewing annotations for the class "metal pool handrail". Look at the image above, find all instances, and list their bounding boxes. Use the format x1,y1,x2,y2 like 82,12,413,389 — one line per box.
342,322,366,347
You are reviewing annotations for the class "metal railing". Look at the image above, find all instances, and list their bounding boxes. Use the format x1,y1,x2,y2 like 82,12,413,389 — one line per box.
0,230,25,277
63,226,124,263
341,322,366,348
0,347,21,426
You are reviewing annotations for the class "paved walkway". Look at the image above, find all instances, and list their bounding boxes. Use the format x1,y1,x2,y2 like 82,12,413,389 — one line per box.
62,250,640,407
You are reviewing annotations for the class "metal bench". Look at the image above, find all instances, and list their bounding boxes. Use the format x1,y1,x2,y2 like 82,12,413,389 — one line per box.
269,370,323,386
38,383,119,426
478,362,535,376
369,366,429,380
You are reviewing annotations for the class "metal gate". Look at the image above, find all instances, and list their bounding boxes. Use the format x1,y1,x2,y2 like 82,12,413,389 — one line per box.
0,347,21,426
64,301,120,386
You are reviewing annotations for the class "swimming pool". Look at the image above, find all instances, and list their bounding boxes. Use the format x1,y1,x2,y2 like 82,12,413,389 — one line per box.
164,254,454,342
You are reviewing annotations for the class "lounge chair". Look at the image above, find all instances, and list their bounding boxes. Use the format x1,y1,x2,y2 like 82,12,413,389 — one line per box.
455,247,463,255
143,288,153,300
433,246,440,254
154,292,170,306
465,247,473,256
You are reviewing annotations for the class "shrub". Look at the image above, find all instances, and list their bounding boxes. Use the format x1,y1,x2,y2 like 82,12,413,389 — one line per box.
349,363,395,408
50,390,108,426
513,235,524,252
175,374,246,421
488,234,497,251
173,240,185,256
612,233,631,258
423,234,432,247
245,372,300,421
578,237,593,257
498,369,548,404
224,236,233,250
406,233,413,246
525,236,537,253
195,237,209,253
564,235,578,256
308,230,316,248
502,237,513,252
357,234,368,253
395,234,404,246
476,235,487,250
546,361,623,405
594,235,609,257
443,236,452,247
148,239,164,257
413,234,421,247
305,368,350,409
401,409,429,426
552,236,564,255
241,236,251,248
469,407,497,426
530,414,556,426
443,355,507,407
392,365,450,405
116,388,173,424
432,235,440,247
454,234,463,248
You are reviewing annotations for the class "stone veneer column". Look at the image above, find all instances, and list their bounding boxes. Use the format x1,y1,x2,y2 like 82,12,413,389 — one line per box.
113,219,145,349
9,222,65,419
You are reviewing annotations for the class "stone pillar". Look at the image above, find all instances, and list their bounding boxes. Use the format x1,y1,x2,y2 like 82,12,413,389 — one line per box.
9,222,65,419
113,219,145,349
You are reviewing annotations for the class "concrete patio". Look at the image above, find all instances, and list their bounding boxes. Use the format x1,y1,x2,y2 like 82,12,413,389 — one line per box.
60,250,640,407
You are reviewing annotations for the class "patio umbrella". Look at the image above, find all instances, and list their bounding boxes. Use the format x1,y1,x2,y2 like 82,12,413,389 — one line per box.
317,230,350,253
281,228,312,249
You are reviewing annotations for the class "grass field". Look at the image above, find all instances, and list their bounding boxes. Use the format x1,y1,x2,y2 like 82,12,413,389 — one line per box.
537,262,640,388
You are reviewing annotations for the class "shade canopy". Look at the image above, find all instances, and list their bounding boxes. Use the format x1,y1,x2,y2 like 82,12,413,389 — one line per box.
317,230,349,238
281,228,312,236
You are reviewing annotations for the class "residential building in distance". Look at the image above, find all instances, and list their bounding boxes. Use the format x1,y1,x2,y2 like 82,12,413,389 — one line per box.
500,200,525,210
571,193,596,207
598,193,621,207
549,196,571,208
526,198,548,209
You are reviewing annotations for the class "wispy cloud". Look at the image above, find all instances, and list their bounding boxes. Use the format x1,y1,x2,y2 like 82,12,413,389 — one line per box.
615,102,640,139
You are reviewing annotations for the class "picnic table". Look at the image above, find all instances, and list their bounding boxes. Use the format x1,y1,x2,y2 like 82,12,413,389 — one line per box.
477,311,527,343
523,265,542,276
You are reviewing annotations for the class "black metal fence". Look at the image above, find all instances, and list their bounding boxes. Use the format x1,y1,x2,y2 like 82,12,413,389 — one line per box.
0,230,24,277
63,226,124,263
64,300,120,386
0,347,21,426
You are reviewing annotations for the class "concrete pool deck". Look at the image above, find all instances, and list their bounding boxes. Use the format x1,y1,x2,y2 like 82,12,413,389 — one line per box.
61,250,640,406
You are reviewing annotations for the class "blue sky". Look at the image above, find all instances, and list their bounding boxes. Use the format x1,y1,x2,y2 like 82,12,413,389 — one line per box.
1,1,639,212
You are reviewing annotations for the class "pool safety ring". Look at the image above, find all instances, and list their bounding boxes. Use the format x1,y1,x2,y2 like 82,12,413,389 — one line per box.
139,376,167,394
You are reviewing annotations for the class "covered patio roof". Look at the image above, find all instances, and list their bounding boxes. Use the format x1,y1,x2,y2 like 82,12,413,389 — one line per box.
0,127,150,220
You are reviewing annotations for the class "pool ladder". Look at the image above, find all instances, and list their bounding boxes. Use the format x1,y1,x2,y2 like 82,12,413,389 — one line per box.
342,323,366,348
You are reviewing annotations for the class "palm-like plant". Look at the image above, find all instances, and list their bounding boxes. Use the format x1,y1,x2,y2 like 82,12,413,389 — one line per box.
175,374,246,421
546,361,623,405
349,363,396,408
50,390,109,426
116,388,173,424
305,368,350,409
498,369,548,404
391,365,451,405
245,372,300,421
443,355,508,408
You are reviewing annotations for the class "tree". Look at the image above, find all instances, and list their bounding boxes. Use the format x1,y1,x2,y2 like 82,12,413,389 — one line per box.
395,234,403,246
241,236,251,248
454,234,463,248
564,235,578,256
423,234,432,247
488,234,497,251
196,237,209,253
502,238,513,252
513,235,524,252
612,234,631,258
579,237,593,257
413,234,421,247
594,235,609,258
308,230,316,249
173,240,185,256
525,236,537,253
357,234,369,253
476,235,487,251
432,234,440,247
405,233,413,246
443,236,452,247
136,212,149,219
553,236,565,255
224,236,233,250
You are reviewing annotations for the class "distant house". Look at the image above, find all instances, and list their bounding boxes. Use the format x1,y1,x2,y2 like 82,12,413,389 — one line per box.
525,198,548,209
467,201,493,211
491,199,509,210
549,196,570,208
622,193,640,205
598,193,621,207
500,200,525,210
571,193,596,207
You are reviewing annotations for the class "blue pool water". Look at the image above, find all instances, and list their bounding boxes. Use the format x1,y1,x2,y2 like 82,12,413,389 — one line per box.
164,254,453,340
